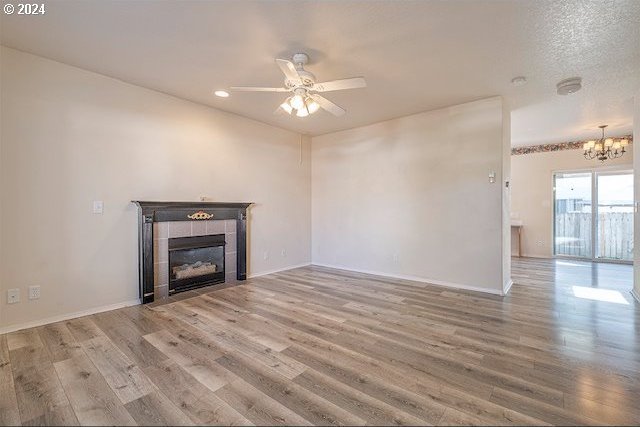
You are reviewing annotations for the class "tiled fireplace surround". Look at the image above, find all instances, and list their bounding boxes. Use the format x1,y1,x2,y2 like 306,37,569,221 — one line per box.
153,219,238,299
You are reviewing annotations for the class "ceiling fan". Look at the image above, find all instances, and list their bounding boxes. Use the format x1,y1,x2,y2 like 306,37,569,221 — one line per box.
230,53,366,117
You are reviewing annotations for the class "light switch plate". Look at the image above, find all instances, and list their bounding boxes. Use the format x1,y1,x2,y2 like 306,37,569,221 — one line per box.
8,288,20,304
93,200,104,214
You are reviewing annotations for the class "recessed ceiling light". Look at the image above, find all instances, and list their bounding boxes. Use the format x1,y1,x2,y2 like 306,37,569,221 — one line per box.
511,76,527,86
214,90,230,98
556,77,582,95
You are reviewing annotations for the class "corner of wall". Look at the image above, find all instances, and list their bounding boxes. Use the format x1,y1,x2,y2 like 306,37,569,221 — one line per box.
502,97,512,294
301,133,313,265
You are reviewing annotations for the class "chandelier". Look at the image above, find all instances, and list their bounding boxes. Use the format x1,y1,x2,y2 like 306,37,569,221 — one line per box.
583,125,628,161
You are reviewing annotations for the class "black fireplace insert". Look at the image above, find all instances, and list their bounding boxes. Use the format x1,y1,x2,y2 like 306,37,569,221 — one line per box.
168,234,225,294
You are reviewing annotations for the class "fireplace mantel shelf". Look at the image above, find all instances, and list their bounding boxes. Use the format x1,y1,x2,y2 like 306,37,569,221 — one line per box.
133,201,252,303
133,200,252,213
133,200,253,208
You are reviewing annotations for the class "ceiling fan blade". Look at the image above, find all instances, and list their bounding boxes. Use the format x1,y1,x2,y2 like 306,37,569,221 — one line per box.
275,59,302,84
313,77,366,92
230,86,289,92
311,94,345,116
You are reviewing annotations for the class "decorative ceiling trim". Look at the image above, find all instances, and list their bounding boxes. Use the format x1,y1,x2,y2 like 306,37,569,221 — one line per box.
511,135,633,156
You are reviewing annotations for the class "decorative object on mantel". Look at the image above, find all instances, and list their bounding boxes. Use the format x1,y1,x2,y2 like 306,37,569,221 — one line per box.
511,134,632,156
583,125,628,161
132,201,252,303
187,210,215,220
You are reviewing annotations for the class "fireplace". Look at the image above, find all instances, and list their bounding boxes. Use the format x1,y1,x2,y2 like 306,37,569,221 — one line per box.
133,201,252,303
169,234,225,294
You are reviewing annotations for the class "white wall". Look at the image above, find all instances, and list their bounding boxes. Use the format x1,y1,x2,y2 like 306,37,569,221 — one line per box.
0,47,311,330
511,147,633,258
311,97,509,294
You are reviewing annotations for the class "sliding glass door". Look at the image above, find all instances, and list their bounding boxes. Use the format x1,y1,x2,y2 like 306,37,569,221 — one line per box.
596,171,633,261
553,169,633,262
554,172,593,258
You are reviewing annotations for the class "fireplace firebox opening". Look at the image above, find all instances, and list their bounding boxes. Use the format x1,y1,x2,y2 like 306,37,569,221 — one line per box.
168,234,225,294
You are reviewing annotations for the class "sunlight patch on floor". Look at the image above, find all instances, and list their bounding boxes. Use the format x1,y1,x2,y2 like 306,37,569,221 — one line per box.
572,286,629,305
556,260,588,267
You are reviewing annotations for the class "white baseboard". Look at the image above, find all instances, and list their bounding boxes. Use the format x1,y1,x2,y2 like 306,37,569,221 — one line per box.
502,279,514,296
631,289,640,304
0,264,312,335
248,262,311,279
311,263,504,296
513,254,551,259
0,298,141,335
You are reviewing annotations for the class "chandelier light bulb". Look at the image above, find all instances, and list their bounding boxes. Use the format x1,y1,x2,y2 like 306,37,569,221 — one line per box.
604,138,613,147
612,141,621,150
588,140,595,148
621,139,629,147
296,107,309,117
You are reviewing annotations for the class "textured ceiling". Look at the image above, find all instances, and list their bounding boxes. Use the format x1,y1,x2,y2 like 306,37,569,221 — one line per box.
1,0,639,146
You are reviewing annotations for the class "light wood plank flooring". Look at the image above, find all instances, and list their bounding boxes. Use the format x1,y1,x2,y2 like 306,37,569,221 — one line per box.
1,258,638,426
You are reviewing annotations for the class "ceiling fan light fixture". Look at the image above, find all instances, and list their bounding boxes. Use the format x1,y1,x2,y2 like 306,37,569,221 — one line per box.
280,99,293,114
290,94,305,110
296,107,309,118
306,98,320,114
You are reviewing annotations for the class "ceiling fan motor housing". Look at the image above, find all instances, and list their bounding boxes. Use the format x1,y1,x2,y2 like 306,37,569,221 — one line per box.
296,69,316,86
292,53,309,66
283,53,315,87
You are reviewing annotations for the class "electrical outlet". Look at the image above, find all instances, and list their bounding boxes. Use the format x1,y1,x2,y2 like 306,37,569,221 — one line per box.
7,288,20,304
29,285,41,300
536,240,544,246
263,251,269,260
281,249,286,257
